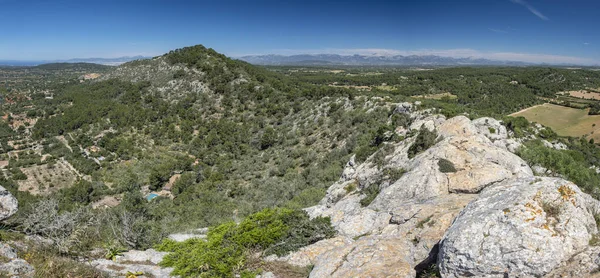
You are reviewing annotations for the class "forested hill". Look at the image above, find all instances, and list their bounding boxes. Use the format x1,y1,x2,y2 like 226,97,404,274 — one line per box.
22,44,393,236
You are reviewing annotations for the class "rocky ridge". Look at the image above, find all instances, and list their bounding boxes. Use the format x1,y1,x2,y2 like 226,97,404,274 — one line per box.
268,105,600,277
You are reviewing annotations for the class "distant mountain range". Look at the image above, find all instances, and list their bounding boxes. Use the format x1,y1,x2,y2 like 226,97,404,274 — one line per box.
238,54,534,66
0,56,151,66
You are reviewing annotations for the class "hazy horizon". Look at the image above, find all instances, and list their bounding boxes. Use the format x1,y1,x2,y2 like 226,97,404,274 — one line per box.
2,0,599,65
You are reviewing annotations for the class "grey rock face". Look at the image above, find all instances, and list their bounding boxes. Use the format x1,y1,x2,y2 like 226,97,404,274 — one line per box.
0,186,18,221
370,116,532,210
394,102,413,114
0,243,18,260
309,236,415,278
264,237,351,267
0,259,34,277
116,249,169,265
472,117,508,141
92,258,175,278
438,177,598,277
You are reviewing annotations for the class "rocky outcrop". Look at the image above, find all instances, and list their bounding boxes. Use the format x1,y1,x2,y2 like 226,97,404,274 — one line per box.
92,248,174,278
371,116,531,208
290,114,539,277
286,111,600,277
309,237,415,278
0,186,18,221
439,177,600,277
0,243,34,277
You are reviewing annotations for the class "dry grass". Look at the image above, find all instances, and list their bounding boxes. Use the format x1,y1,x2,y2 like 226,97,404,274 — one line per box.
560,90,600,100
511,103,600,141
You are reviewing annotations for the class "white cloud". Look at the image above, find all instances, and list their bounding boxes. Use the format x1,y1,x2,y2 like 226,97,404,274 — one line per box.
242,48,598,65
510,0,549,20
584,42,590,45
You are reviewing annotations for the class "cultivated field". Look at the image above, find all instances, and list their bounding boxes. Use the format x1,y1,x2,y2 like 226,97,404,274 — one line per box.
559,90,600,100
17,159,80,195
511,103,600,141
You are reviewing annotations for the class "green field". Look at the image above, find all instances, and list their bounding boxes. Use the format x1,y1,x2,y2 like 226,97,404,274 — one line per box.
511,103,600,141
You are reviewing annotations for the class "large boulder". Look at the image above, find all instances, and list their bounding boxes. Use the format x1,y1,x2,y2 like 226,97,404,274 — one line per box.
439,177,599,277
0,186,18,221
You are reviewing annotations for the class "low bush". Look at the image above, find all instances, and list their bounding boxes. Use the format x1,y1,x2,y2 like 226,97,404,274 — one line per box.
437,158,457,173
408,126,438,158
156,208,335,277
517,140,600,198
360,184,380,207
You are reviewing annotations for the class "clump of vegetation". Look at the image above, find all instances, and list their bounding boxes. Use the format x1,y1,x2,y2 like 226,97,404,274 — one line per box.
382,167,406,182
517,139,600,198
437,158,457,173
541,201,561,219
21,244,108,278
156,208,335,277
503,116,530,138
344,181,357,193
416,215,434,229
360,185,380,207
408,126,438,158
417,264,441,278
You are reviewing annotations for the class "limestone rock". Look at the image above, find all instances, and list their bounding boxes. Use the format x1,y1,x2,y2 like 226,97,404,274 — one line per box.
410,115,446,132
370,116,532,209
265,237,352,267
0,259,34,277
545,246,600,277
382,194,476,267
0,243,17,260
116,249,169,265
340,155,357,181
256,272,277,278
0,186,18,221
312,194,391,238
439,177,598,277
309,237,415,278
394,102,413,114
472,117,508,141
92,258,175,278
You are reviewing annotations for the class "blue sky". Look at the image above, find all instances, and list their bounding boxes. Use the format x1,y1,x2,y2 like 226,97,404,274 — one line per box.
1,0,599,64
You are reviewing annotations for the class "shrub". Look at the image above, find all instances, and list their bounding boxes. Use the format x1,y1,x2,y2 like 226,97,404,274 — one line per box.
260,127,278,150
360,184,380,207
517,140,600,198
503,116,529,138
344,181,357,193
438,158,457,173
383,167,406,182
157,208,335,277
173,69,186,79
408,126,438,158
